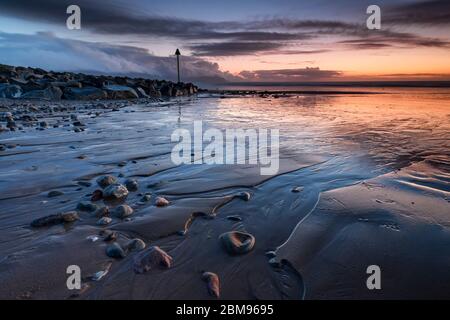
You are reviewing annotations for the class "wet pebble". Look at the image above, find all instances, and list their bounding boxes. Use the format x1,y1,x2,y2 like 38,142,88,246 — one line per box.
219,231,255,255
133,246,172,273
94,206,109,217
124,178,138,192
291,186,304,193
77,201,98,212
97,217,112,226
103,184,129,200
202,272,220,298
100,229,117,242
96,175,118,188
91,189,103,201
112,204,133,219
105,242,126,259
31,211,79,227
126,238,146,252
155,197,169,207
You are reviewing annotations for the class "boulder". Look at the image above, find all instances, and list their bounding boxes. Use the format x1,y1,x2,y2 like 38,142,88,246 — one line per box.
63,87,107,100
21,86,63,100
103,85,139,99
0,84,22,98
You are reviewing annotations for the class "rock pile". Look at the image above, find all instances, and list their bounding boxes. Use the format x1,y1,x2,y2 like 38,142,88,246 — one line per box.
0,64,198,101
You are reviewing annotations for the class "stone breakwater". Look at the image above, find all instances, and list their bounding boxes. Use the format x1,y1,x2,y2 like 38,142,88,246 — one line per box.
0,64,198,101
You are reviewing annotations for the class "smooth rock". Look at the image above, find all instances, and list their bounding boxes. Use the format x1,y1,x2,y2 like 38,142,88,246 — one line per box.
124,178,138,192
91,189,103,201
77,201,98,212
126,238,146,252
112,204,133,219
105,242,126,259
94,206,109,217
97,217,112,226
155,197,169,207
30,211,79,227
202,272,220,298
96,175,117,188
100,229,117,242
236,191,251,201
103,183,129,200
219,231,255,255
133,246,172,273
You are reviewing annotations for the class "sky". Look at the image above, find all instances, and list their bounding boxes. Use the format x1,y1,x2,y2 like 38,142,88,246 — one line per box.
0,0,449,83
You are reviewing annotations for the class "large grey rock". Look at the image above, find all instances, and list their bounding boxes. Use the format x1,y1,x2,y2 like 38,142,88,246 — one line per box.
63,87,107,100
0,84,22,98
103,85,139,99
21,86,62,100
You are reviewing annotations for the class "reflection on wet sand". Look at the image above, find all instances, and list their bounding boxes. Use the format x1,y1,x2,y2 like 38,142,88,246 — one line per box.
0,87,449,299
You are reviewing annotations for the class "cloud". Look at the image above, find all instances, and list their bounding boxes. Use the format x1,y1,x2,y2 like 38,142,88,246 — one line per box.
0,0,448,58
0,31,238,83
385,0,450,25
238,67,342,81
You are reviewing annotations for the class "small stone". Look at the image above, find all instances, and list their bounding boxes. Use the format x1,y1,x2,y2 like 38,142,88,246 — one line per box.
202,272,220,298
219,231,255,255
126,238,146,252
96,175,118,188
77,201,98,212
140,194,152,202
265,251,276,259
236,191,251,201
91,189,103,201
112,204,133,219
94,206,109,217
97,217,112,226
124,178,138,192
39,121,48,128
100,229,117,242
133,246,172,273
47,190,64,198
61,211,79,222
155,197,169,207
103,184,128,200
268,258,281,268
105,242,126,259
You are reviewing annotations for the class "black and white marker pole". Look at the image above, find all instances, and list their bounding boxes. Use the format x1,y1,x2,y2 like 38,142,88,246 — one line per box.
175,48,181,83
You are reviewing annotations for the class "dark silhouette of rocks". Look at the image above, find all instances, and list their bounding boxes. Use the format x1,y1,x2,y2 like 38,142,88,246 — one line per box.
0,64,198,101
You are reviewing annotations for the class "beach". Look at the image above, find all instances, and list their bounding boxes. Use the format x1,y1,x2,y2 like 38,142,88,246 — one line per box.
0,87,449,299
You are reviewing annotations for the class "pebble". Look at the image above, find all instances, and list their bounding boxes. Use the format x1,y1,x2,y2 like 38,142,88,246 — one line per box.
112,204,134,219
30,211,79,227
103,184,129,200
47,190,64,198
155,197,169,207
140,194,152,202
265,251,276,259
202,272,220,298
91,189,103,201
126,238,146,252
105,242,126,259
100,229,117,242
219,231,255,255
124,178,138,192
97,217,112,226
133,246,172,274
77,201,98,212
96,175,118,188
94,206,109,217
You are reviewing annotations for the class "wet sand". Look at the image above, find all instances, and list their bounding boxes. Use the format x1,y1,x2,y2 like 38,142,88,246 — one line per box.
0,88,449,299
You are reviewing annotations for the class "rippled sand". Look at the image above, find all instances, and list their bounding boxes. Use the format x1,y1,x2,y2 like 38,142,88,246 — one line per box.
0,88,449,299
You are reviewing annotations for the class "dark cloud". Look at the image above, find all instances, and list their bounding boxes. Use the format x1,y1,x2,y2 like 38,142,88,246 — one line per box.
188,42,286,56
238,67,342,81
0,31,238,83
385,0,450,25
